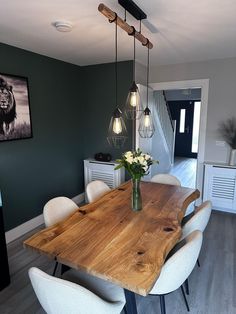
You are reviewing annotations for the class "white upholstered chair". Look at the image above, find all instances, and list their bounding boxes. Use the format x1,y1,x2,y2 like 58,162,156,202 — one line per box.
150,174,181,186
43,196,78,228
183,199,212,271
149,230,203,314
29,267,125,314
181,200,212,240
43,196,78,276
180,201,212,296
151,173,197,217
86,180,111,203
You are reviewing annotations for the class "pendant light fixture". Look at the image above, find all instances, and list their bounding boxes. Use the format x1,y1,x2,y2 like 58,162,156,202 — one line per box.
124,27,143,120
139,44,155,138
107,14,127,148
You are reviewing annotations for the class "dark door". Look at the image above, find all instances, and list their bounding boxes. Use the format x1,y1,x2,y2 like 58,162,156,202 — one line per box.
168,100,197,158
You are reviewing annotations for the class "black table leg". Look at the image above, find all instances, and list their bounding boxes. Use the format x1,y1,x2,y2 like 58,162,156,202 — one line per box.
124,289,138,314
61,264,71,275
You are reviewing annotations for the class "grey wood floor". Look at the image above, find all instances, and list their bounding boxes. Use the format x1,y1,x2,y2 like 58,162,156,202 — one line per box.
169,157,197,215
1,158,236,314
170,157,197,188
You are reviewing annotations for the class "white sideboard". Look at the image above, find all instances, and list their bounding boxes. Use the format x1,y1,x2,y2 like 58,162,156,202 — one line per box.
203,163,236,213
84,159,125,191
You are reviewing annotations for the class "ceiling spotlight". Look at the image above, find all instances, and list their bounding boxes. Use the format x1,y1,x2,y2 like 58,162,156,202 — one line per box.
53,21,73,32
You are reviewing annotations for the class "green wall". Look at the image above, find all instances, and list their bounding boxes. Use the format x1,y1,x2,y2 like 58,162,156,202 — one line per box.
82,61,133,159
0,43,133,231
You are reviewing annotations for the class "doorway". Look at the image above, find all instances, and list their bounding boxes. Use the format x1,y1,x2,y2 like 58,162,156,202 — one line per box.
166,89,201,189
148,79,209,204
168,100,200,159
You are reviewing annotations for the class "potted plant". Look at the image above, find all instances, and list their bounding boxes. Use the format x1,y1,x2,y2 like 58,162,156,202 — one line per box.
219,117,236,165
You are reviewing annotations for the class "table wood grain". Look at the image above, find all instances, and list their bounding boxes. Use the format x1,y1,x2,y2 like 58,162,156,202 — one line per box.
24,181,200,296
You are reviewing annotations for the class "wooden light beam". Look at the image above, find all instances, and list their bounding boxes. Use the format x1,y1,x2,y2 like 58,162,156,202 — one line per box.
98,3,153,49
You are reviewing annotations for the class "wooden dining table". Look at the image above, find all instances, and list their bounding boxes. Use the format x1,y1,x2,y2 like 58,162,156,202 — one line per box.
24,181,200,314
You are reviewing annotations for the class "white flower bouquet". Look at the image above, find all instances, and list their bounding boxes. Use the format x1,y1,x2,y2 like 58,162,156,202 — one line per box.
115,148,158,180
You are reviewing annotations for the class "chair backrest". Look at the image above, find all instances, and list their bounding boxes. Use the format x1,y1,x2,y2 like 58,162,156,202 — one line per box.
181,200,212,239
150,230,203,295
29,267,124,314
150,174,181,186
86,180,111,203
43,197,78,227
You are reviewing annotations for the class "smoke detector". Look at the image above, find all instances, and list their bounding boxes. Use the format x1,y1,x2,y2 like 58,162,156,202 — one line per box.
53,21,73,32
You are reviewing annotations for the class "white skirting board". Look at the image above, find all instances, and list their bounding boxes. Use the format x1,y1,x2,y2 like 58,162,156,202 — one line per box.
5,214,44,244
5,192,85,244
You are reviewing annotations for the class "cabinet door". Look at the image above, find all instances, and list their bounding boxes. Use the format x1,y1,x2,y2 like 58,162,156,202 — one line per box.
84,160,125,190
204,165,236,213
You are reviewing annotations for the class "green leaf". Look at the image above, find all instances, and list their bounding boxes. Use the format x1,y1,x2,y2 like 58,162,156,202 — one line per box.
114,164,123,170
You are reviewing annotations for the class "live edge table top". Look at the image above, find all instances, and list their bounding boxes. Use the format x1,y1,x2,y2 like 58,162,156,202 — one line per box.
24,181,200,296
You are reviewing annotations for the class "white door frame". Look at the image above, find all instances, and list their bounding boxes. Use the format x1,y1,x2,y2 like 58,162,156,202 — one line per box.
147,79,209,203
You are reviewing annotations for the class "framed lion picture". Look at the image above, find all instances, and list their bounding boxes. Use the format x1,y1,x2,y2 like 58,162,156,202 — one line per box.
0,72,32,142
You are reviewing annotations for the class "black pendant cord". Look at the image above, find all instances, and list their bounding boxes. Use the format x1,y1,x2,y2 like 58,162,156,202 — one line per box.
133,34,136,80
115,19,118,108
109,13,118,109
146,46,150,108
131,34,136,152
128,26,136,81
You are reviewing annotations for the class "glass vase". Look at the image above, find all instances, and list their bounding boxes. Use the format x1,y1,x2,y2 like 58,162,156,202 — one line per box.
132,178,142,211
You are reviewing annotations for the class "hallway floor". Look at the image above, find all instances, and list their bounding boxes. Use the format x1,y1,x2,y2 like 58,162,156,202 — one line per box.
169,157,197,188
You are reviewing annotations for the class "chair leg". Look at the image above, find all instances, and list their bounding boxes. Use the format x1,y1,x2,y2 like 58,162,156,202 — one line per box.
52,261,58,276
160,295,166,314
181,285,190,312
185,278,190,295
197,258,201,267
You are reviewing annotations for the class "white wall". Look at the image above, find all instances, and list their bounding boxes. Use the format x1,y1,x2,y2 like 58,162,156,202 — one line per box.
135,61,147,86
136,85,172,180
150,57,236,163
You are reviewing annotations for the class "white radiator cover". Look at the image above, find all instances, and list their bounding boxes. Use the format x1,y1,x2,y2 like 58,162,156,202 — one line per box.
203,163,236,213
84,159,125,190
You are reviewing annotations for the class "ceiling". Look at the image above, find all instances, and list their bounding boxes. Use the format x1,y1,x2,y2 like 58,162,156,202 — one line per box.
0,0,236,67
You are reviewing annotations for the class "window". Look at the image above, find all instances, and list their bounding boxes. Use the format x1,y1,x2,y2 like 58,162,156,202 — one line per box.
179,109,186,133
191,101,201,153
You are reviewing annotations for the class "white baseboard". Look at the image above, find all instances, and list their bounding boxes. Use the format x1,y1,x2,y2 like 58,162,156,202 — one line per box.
5,192,85,244
5,214,44,244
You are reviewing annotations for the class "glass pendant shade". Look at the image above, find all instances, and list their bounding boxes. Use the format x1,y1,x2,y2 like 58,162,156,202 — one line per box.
107,15,127,149
138,107,155,138
107,107,128,148
138,46,155,138
125,30,143,120
125,81,143,120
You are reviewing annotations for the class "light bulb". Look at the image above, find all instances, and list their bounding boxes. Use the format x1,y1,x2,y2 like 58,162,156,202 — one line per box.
113,118,122,134
144,114,151,127
130,92,137,107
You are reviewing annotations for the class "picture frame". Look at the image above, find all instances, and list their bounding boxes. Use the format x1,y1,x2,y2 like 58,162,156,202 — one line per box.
0,72,32,142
